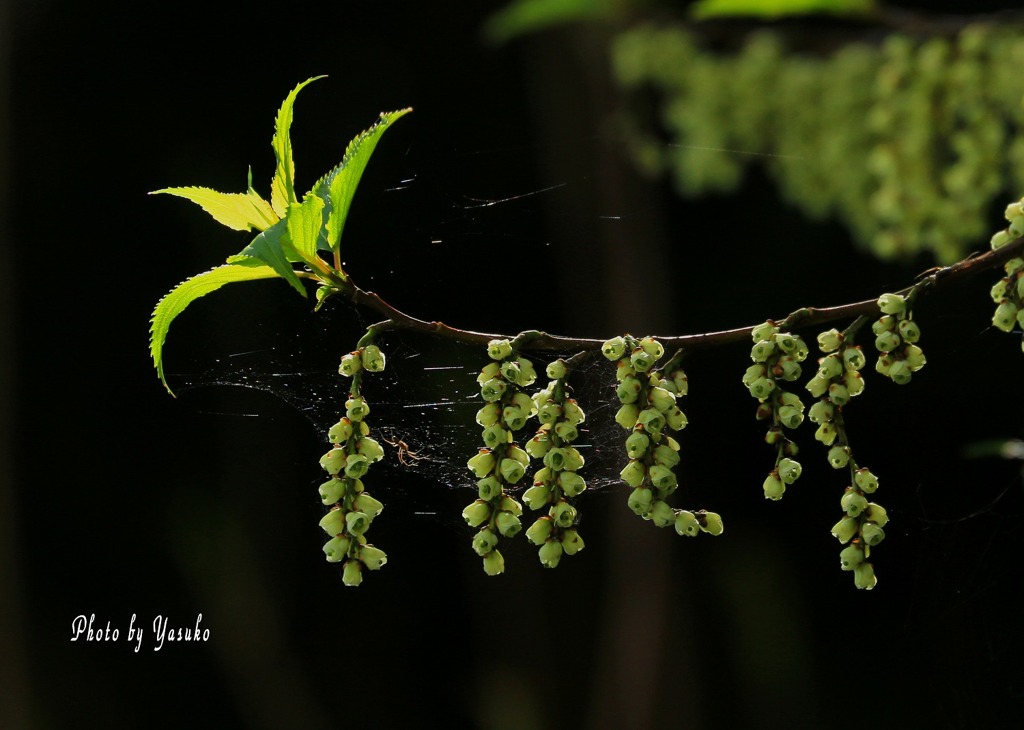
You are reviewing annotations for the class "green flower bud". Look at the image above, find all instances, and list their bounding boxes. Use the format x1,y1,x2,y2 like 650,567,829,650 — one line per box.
991,229,1013,250
872,315,896,335
500,406,527,432
875,331,901,353
778,458,802,484
630,348,656,372
1008,257,1024,276
539,540,563,568
817,329,843,353
553,420,578,443
323,535,351,562
475,403,500,428
362,345,386,373
815,422,837,446
841,489,868,517
543,447,567,471
526,517,554,545
537,402,563,425
616,360,635,381
638,408,666,434
827,446,851,469
854,561,877,590
765,427,784,445
516,357,537,386
339,352,363,377
546,359,568,380
675,510,700,537
777,405,804,429
558,471,586,498
831,517,858,543
562,399,586,425
1005,201,1023,221
875,353,893,377
477,362,501,383
328,418,354,444
808,400,834,424
843,346,866,371
482,549,505,576
616,376,642,404
360,544,388,570
500,458,526,484
805,375,830,399
479,377,507,403
342,559,363,586
522,484,551,511
467,450,496,478
763,472,785,500
854,468,879,493
844,371,865,397
877,293,906,315
487,339,513,361
904,345,926,371
551,500,576,528
346,396,370,422
627,487,653,516
777,357,803,382
993,300,1018,332
751,339,776,362
698,511,724,536
991,278,1009,303
748,376,776,400
827,384,850,407
344,453,370,479
861,522,885,546
625,431,650,460
499,360,521,384
888,359,912,385
562,447,584,471
495,510,522,537
751,321,778,342
477,476,502,501
777,333,804,358
648,464,677,491
865,502,889,527
639,337,664,360
839,544,864,570
742,364,766,388
818,354,844,380
561,529,585,555
346,511,370,536
357,437,384,463
650,500,676,528
665,406,688,431
319,508,346,536
481,424,509,450
525,433,551,460
648,386,676,413
462,500,491,528
602,336,627,360
897,320,921,343
615,404,640,430
319,447,347,476
653,443,680,468
671,370,689,396
354,493,384,518
319,478,346,505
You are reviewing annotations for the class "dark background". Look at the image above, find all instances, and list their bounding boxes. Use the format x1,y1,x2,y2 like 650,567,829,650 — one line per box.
3,1,1023,728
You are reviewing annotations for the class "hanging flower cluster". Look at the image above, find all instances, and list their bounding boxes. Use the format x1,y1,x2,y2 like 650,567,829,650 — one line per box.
318,341,388,586
990,200,1024,348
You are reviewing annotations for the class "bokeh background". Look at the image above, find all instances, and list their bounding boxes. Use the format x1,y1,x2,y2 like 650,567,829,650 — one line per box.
3,1,1023,728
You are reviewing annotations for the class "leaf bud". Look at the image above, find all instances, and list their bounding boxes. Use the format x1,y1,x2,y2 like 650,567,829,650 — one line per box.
539,540,563,568
323,535,350,562
675,510,700,537
362,345,386,372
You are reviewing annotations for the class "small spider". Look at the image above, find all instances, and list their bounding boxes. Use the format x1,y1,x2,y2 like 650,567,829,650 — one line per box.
381,434,426,467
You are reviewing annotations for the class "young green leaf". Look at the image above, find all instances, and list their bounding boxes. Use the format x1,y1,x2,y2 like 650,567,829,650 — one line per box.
150,260,280,394
286,195,326,265
230,218,306,296
150,186,279,232
312,108,412,254
271,76,326,217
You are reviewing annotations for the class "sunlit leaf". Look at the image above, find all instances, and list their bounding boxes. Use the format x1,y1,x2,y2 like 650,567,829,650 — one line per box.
150,260,280,394
287,194,326,264
150,186,279,232
271,76,327,217
691,0,876,20
231,218,306,296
